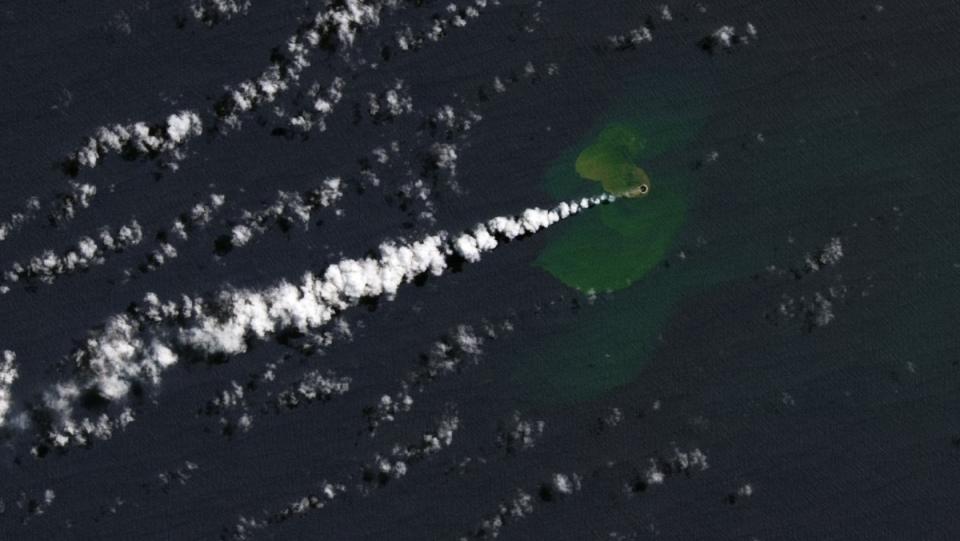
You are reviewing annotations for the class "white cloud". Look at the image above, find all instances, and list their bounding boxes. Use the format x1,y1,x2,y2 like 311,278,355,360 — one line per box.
0,350,18,426
702,24,757,51
290,77,347,132
0,197,40,243
393,0,496,51
497,411,545,453
608,26,653,49
69,112,202,172
818,237,844,266
367,79,414,122
712,26,737,47
49,182,97,226
220,177,342,253
64,0,394,173
133,193,226,275
551,472,581,495
2,219,143,291
230,224,253,247
431,143,459,174
660,4,673,21
40,0,500,253
190,0,251,26
278,370,351,407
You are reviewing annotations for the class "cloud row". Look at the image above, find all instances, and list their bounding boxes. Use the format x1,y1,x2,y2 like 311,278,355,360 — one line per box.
18,0,500,251
189,0,251,27
219,177,342,253
223,407,460,539
60,0,394,178
130,193,227,275
0,182,96,244
1,219,144,295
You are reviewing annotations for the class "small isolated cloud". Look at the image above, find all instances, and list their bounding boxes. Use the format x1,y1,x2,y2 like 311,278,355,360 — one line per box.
366,79,414,124
608,26,653,50
496,411,545,454
288,77,347,133
699,23,758,52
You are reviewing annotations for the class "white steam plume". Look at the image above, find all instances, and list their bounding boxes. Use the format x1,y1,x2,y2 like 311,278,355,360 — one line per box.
31,195,613,448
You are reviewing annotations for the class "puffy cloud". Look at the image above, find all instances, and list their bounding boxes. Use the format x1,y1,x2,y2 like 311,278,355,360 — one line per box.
496,411,545,454
66,112,202,173
1,219,143,291
49,182,97,225
699,24,757,52
216,0,389,128
366,79,414,123
225,406,460,538
431,143,459,174
277,370,351,408
550,472,582,495
230,224,253,248
0,350,18,426
62,0,396,175
217,177,342,254
608,26,653,50
711,26,737,47
134,193,226,274
42,0,497,253
660,4,673,21
393,0,495,51
815,237,844,267
189,0,251,26
0,197,40,243
288,77,347,132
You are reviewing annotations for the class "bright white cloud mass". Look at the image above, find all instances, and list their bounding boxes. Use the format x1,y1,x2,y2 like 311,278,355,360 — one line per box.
29,195,612,448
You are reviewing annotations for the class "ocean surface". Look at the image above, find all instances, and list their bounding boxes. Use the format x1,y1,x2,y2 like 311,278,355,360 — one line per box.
0,1,958,539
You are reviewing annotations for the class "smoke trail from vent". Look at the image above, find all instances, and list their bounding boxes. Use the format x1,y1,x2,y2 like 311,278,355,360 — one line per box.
28,195,614,448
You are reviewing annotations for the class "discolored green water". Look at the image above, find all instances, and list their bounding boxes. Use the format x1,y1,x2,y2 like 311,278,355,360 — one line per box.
535,112,699,293
514,53,960,407
535,181,686,292
517,103,707,403
573,124,652,197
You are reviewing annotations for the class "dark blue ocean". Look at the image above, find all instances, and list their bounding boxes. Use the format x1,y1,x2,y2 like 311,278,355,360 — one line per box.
0,1,958,539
